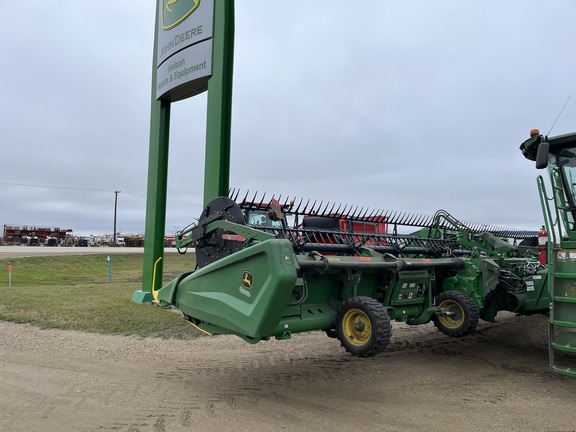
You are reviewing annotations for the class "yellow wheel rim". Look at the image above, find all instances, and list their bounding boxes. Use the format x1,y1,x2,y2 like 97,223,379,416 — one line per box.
437,299,465,329
342,308,372,347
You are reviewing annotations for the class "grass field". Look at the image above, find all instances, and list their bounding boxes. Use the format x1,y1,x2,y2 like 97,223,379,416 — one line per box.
0,252,204,339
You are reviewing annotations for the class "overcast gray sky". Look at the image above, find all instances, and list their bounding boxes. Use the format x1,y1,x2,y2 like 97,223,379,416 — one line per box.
1,1,575,236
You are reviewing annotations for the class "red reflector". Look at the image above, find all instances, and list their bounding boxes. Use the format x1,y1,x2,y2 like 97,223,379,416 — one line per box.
221,234,246,242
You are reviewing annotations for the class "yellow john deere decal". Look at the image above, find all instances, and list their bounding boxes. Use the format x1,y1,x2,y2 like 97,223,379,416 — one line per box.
241,271,254,289
162,0,201,30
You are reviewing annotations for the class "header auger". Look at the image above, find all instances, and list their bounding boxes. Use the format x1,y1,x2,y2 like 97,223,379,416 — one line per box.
154,193,548,357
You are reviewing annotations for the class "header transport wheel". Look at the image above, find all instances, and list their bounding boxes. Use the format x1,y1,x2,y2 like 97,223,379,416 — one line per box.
336,297,391,357
432,290,479,337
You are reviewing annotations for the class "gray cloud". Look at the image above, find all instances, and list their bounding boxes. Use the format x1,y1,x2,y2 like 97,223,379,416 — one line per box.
1,1,574,236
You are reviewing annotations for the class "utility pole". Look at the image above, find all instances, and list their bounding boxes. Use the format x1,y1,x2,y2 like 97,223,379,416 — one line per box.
113,191,121,247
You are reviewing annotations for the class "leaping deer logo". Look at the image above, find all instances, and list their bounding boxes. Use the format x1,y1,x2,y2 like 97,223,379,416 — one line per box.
162,0,201,30
165,0,179,13
166,0,200,13
241,271,254,289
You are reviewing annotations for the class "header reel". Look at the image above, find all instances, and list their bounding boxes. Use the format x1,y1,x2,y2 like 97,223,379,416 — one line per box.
175,192,540,268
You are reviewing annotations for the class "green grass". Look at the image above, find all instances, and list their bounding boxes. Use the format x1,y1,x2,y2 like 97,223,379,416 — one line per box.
0,252,204,339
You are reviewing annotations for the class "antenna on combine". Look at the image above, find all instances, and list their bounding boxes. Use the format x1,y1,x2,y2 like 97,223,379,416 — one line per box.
547,95,571,136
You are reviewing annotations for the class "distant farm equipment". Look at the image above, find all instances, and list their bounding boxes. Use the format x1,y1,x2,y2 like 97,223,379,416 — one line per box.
2,225,73,246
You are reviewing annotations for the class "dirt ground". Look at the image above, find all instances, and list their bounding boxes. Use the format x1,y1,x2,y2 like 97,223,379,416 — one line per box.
1,312,575,432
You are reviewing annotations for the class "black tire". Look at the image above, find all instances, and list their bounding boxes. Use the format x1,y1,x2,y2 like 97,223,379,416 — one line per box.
432,291,479,337
324,328,338,339
336,297,391,357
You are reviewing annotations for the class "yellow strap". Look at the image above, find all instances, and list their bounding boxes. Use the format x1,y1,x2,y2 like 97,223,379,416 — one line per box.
151,257,163,302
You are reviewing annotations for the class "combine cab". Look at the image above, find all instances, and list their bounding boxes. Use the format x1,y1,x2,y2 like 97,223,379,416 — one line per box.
521,130,576,377
154,191,548,357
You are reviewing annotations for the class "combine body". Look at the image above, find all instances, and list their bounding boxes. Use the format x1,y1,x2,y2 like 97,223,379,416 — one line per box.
521,130,576,376
155,193,548,357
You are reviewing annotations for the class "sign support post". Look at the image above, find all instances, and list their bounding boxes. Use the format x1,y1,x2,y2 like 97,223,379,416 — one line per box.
204,0,234,205
133,0,234,303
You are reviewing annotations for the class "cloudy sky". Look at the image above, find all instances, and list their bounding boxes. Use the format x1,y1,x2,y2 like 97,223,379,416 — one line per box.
1,1,575,236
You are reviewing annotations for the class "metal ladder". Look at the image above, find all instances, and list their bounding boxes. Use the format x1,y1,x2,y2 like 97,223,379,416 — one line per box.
548,248,576,376
540,176,576,376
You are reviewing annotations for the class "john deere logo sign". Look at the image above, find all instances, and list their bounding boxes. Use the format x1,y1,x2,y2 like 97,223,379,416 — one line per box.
155,0,214,101
162,0,201,30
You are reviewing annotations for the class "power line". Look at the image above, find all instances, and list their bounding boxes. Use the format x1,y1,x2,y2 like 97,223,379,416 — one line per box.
0,182,203,207
0,182,113,193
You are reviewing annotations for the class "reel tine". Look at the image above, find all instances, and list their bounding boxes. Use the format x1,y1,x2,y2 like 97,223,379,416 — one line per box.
239,190,249,205
350,205,360,219
293,197,304,214
386,210,398,225
333,203,345,217
424,214,436,227
338,203,349,219
425,214,436,227
327,201,337,216
402,212,412,226
341,205,352,219
399,211,410,226
382,209,392,223
297,197,306,213
410,212,422,226
365,209,377,221
314,201,324,216
419,213,430,227
400,211,412,226
397,211,408,226
301,199,313,215
418,214,431,227
414,213,427,227
308,199,318,215
407,212,419,226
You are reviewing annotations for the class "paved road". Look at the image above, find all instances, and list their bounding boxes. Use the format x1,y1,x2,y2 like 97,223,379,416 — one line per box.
0,245,181,259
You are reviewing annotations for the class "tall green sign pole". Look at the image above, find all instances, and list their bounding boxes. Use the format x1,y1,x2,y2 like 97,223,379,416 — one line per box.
204,1,234,205
133,0,234,303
